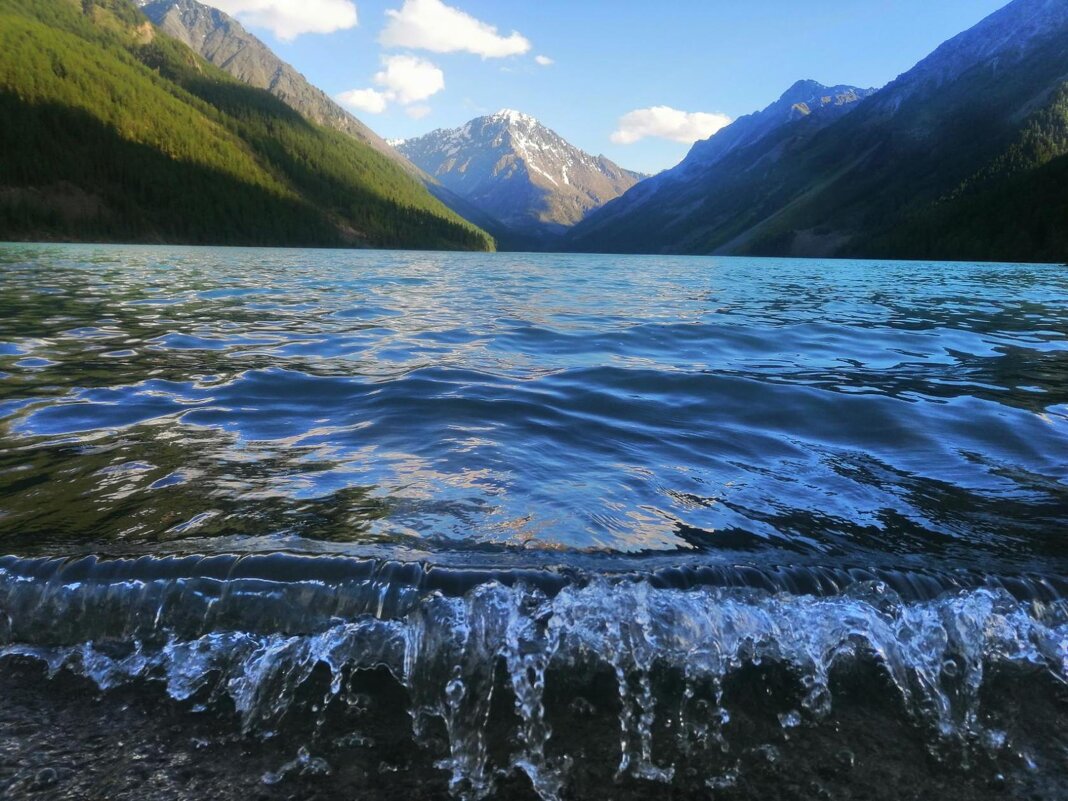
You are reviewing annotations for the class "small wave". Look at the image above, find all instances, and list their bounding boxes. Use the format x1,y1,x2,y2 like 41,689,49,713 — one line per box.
1,555,1065,799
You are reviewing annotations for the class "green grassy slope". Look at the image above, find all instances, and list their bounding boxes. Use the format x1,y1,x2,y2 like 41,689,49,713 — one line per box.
0,0,494,250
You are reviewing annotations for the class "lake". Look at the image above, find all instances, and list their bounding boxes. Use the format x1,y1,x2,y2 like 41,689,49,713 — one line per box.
0,244,1066,800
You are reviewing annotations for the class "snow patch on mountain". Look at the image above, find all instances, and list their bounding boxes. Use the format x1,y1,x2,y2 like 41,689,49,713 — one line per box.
396,110,645,237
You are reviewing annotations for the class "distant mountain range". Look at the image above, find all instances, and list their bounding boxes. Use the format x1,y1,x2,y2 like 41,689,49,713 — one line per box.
1,0,1064,261
133,0,641,248
394,111,645,243
567,0,1068,262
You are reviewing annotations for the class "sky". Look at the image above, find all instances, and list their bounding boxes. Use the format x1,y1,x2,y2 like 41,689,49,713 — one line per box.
208,0,1009,174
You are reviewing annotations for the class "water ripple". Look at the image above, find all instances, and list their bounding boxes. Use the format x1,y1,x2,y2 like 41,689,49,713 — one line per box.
0,244,1065,568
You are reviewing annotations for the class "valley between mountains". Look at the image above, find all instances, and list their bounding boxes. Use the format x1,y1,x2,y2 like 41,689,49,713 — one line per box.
1,0,1065,262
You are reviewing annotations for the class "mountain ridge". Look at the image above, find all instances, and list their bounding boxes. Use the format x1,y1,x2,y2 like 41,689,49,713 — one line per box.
0,0,493,250
140,0,409,170
140,0,516,246
396,110,645,243
566,0,1068,263
566,80,875,251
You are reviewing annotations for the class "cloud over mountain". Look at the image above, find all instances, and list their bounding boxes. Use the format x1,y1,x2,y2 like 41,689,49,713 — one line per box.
611,106,732,145
211,0,357,40
338,55,444,114
380,0,530,58
336,87,388,114
374,54,445,103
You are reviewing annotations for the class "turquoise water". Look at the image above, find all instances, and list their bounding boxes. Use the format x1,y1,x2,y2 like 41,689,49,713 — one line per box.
0,244,1066,799
1,244,1065,565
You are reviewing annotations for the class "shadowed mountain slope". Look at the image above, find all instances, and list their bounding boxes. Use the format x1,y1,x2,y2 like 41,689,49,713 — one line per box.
567,0,1068,263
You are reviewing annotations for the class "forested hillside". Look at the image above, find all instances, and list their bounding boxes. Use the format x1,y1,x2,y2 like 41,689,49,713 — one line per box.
846,83,1068,261
0,0,494,250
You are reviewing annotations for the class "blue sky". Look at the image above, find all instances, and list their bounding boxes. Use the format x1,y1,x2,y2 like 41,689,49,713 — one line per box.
212,0,1008,174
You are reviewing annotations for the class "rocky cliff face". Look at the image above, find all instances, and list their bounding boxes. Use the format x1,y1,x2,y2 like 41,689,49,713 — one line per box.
869,0,1068,112
395,110,645,239
682,81,875,173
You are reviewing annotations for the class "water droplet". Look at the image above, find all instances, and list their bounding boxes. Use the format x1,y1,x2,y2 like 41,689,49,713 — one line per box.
778,710,802,729
836,748,855,769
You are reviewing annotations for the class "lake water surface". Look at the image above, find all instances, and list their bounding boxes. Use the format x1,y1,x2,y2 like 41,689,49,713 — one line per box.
0,245,1066,799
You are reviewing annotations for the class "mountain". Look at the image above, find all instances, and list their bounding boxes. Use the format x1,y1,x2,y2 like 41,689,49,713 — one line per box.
567,0,1068,263
681,81,875,174
566,81,874,252
0,0,493,250
395,110,645,242
140,0,412,174
139,0,513,245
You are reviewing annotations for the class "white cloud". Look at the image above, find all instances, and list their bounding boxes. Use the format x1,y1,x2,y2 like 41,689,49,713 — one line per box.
374,54,445,104
211,0,357,40
380,0,530,58
610,106,732,145
337,55,444,116
534,55,554,66
337,87,388,114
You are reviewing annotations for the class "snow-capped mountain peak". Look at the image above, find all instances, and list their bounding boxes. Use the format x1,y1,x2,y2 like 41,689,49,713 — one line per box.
394,111,645,239
490,108,538,126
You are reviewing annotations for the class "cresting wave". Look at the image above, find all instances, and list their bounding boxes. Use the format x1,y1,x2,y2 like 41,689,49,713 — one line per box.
1,554,1065,799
